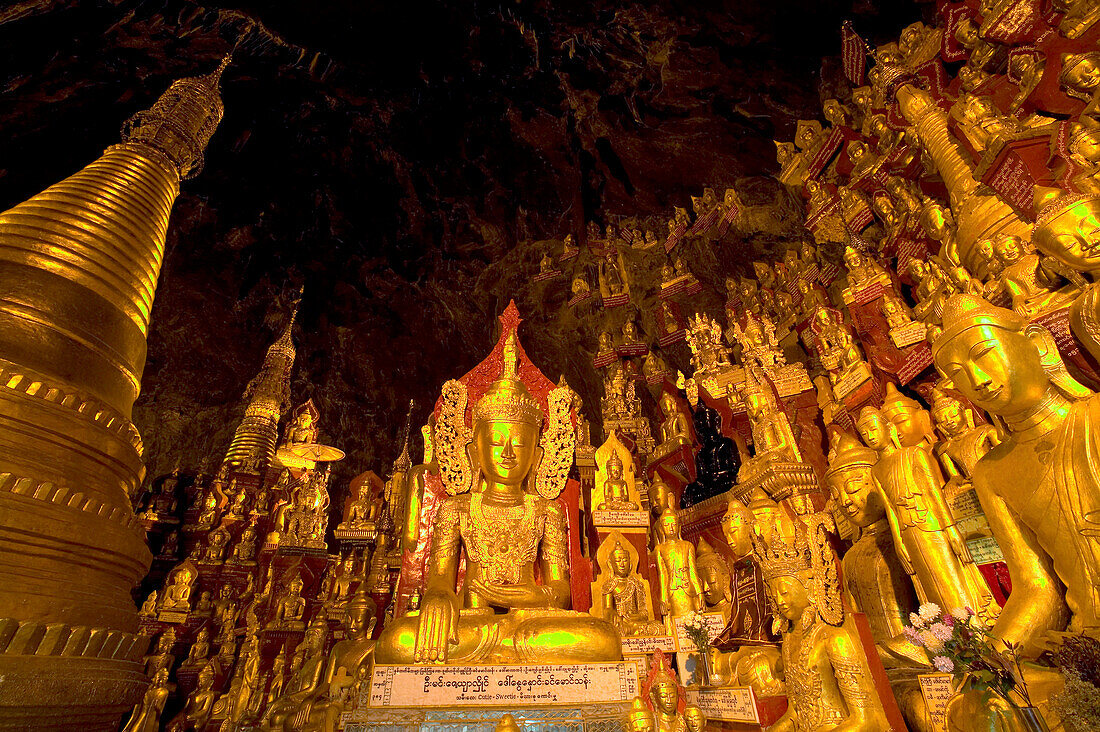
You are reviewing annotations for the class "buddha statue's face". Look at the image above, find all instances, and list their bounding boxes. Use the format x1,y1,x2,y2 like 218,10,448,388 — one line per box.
652,481,670,509
475,420,539,486
628,711,656,732
848,141,867,162
1062,53,1100,94
685,707,706,732
920,206,949,242
701,563,727,605
659,512,680,540
1033,198,1100,274
828,465,884,527
608,460,623,480
857,412,890,450
198,666,214,689
610,547,631,578
769,574,810,622
844,248,861,270
721,507,753,559
933,397,967,436
653,680,678,714
884,402,930,447
935,324,1050,415
346,604,370,638
995,234,1025,264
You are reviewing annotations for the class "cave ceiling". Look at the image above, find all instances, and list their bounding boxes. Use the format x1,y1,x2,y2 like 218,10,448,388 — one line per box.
0,0,921,490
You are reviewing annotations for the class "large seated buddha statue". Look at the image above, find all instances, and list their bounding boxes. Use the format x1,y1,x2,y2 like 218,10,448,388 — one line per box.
376,306,621,664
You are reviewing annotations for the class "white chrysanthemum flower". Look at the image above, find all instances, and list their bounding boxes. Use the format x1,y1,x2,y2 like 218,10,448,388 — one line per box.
918,602,941,623
932,655,954,673
929,622,953,642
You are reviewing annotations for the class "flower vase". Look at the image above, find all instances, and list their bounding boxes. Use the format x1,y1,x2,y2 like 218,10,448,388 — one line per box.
1015,707,1049,732
700,650,712,687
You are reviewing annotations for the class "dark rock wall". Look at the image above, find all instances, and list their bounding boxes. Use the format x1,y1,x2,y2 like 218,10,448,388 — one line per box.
0,0,920,494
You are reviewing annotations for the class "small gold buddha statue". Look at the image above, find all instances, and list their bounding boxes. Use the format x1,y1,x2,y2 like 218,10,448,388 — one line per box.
857,405,997,624
1060,51,1100,113
268,574,307,631
624,696,657,731
160,562,197,613
229,522,259,565
825,432,926,668
932,294,1100,653
182,626,211,667
754,513,891,731
139,590,158,618
144,627,176,678
696,538,733,620
165,661,217,732
592,535,662,637
683,706,706,732
122,666,170,732
649,661,687,732
562,232,578,258
572,275,591,298
494,714,523,732
213,583,239,631
654,509,705,618
203,525,230,563
739,368,801,482
599,452,638,510
622,320,643,347
954,18,997,70
930,385,1001,485
600,249,628,297
658,393,691,450
992,233,1080,317
294,589,378,730
265,647,289,709
260,612,329,731
338,481,380,533
375,327,621,664
539,252,554,275
329,553,360,614
194,490,219,531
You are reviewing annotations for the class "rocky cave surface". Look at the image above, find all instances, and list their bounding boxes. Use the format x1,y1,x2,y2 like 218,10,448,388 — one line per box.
0,0,921,499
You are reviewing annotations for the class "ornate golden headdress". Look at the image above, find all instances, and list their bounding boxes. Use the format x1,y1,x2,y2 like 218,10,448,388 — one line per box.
472,334,543,426
751,512,842,628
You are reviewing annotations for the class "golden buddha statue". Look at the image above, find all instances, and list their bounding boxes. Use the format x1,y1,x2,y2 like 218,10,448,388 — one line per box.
696,538,733,620
213,583,239,631
265,647,289,709
991,233,1080,317
739,368,801,482
375,328,621,664
684,706,706,732
165,661,217,732
260,613,329,731
203,525,230,563
654,509,705,618
857,404,997,623
194,490,219,531
229,522,259,565
649,661,687,732
160,561,197,613
930,386,1001,485
1060,51,1100,113
293,589,378,731
599,452,639,510
337,482,379,532
182,626,211,667
194,590,213,617
365,533,394,594
825,433,925,668
591,534,662,637
328,553,360,614
144,627,176,678
932,293,1100,652
139,590,158,618
624,696,657,731
122,666,170,732
268,574,307,631
754,513,891,732
658,392,691,449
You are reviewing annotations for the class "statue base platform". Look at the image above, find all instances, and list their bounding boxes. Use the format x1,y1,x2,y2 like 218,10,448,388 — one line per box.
342,701,633,731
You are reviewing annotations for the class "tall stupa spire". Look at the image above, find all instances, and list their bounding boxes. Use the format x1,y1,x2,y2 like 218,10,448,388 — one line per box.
223,294,300,469
0,58,227,727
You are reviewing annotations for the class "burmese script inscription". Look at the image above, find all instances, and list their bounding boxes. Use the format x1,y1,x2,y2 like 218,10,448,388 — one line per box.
367,662,640,707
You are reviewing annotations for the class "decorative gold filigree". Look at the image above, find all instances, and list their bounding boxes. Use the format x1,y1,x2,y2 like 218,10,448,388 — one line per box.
535,381,576,500
436,379,474,496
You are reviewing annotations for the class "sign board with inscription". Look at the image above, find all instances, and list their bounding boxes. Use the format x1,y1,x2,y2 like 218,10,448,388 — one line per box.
592,509,650,527
918,673,954,732
367,662,639,707
686,687,760,723
621,635,675,656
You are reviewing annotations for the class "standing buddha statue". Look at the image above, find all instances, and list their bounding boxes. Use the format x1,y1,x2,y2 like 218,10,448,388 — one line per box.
754,514,891,731
375,321,621,664
654,509,705,618
856,402,997,624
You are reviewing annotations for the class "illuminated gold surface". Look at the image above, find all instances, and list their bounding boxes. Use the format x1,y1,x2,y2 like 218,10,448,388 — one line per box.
0,60,224,727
